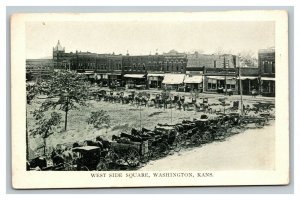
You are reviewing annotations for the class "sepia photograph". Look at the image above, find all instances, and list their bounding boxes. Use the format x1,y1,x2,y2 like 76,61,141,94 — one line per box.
11,11,289,188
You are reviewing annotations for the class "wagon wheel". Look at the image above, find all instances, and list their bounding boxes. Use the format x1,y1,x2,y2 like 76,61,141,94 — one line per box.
64,163,76,171
156,142,170,157
230,126,240,134
79,165,89,171
178,134,187,147
255,121,265,128
140,151,150,163
215,128,226,140
172,137,182,152
96,158,108,171
148,146,157,160
190,134,201,146
105,150,120,165
126,148,140,167
202,131,213,143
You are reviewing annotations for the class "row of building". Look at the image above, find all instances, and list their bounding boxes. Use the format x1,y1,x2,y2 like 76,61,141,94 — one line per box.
26,41,275,97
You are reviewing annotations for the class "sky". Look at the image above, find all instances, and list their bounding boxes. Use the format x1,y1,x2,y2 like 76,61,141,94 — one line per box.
26,21,275,59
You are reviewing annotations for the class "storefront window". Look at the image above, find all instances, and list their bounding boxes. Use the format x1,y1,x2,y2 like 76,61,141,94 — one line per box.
208,83,217,90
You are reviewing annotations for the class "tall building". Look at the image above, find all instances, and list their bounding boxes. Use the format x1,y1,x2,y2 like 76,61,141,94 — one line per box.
52,40,73,69
258,48,275,97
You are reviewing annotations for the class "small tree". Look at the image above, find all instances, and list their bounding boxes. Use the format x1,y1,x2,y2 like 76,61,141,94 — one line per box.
87,110,111,129
30,110,62,156
26,83,39,160
39,70,89,131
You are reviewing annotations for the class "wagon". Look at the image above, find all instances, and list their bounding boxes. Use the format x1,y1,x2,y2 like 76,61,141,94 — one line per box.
154,125,182,153
241,115,266,128
72,146,108,171
107,140,149,168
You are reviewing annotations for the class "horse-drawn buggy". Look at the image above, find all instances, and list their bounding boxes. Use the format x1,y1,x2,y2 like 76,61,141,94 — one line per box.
109,133,150,168
240,115,266,128
72,146,109,171
153,125,182,153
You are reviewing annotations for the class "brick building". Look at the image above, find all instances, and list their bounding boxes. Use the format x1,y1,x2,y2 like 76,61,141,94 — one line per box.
258,48,275,97
26,41,275,97
26,59,54,81
52,40,73,69
186,52,239,94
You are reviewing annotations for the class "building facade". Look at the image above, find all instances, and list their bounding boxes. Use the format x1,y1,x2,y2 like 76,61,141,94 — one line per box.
258,48,275,97
26,59,54,81
26,41,275,97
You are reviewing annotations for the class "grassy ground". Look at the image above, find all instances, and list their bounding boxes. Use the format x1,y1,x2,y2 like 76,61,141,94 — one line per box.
27,93,275,158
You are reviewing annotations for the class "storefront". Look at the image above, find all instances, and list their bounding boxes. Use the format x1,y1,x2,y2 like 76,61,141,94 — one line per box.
203,68,238,94
147,73,165,89
237,76,260,95
108,73,122,87
78,71,95,83
204,76,237,94
162,74,185,90
260,77,275,97
124,74,147,89
95,73,109,86
184,75,203,92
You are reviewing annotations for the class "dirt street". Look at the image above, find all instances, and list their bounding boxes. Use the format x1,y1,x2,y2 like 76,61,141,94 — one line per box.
140,121,275,171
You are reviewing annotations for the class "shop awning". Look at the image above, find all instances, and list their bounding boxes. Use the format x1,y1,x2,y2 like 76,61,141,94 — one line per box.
162,74,185,85
147,74,165,77
184,75,203,84
261,77,275,81
206,76,236,80
237,76,258,80
124,74,145,78
96,75,102,80
84,71,94,75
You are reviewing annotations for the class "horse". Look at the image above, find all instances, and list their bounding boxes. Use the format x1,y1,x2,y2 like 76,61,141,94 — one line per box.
28,156,47,170
51,149,65,166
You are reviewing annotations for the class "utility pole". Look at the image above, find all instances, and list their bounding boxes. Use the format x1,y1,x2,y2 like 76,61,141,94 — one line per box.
238,57,244,115
139,105,142,131
224,57,227,95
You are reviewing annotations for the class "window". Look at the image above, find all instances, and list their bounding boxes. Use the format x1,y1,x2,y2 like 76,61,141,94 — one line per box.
214,60,217,68
264,61,268,73
272,62,275,74
208,83,217,90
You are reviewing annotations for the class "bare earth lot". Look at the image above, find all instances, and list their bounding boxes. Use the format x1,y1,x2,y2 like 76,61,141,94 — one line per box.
27,92,275,169
140,121,275,171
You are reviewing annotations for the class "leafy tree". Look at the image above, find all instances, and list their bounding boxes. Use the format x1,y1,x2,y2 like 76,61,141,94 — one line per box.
87,110,111,129
30,111,62,156
38,70,89,131
26,83,38,104
161,89,170,101
26,83,39,160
